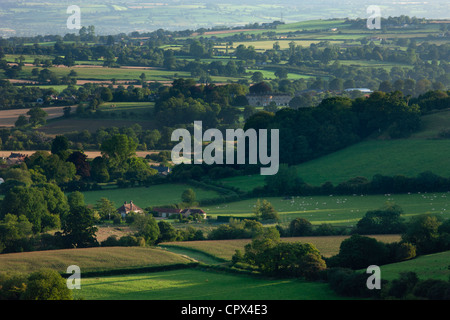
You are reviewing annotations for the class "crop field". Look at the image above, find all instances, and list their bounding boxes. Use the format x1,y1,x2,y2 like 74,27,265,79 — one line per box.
19,65,191,82
160,234,402,260
0,105,67,127
97,101,155,115
220,138,450,191
0,247,192,274
203,192,450,227
81,183,222,208
71,268,347,300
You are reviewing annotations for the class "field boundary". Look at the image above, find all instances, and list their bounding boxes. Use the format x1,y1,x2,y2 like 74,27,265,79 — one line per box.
159,244,229,264
60,262,199,279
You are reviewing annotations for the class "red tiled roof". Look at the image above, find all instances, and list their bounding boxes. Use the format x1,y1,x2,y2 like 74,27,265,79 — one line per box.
117,201,143,213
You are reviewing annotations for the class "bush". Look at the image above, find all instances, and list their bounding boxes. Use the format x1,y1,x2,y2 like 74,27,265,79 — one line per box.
413,279,450,300
326,268,380,298
21,269,72,300
386,241,417,262
0,272,28,300
331,234,390,269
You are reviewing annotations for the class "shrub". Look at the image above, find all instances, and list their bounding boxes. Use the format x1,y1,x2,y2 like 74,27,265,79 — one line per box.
332,234,389,269
21,269,72,300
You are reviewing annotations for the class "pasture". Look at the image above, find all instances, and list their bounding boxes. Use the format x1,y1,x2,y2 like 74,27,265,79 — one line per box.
0,247,192,274
160,234,402,260
203,192,450,227
81,183,222,208
71,268,347,300
379,250,450,281
219,138,450,191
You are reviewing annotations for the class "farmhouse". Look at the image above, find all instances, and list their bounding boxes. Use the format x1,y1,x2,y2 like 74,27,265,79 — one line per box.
245,93,292,107
181,208,207,219
150,165,171,176
6,152,26,165
153,207,182,218
117,200,144,218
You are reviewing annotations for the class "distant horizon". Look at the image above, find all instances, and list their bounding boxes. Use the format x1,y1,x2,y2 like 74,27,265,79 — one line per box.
0,0,448,37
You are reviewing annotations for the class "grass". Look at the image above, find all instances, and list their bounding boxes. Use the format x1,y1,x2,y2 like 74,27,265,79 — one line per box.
379,250,450,281
220,138,450,191
160,235,402,261
0,247,192,274
81,183,222,208
37,118,158,134
19,66,190,82
98,102,154,115
202,192,450,227
409,109,450,139
71,268,348,300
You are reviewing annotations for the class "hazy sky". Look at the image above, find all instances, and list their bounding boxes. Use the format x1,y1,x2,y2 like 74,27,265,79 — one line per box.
0,0,448,36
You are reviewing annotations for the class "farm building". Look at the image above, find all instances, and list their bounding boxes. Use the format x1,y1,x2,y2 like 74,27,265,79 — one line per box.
150,166,171,176
6,152,26,165
117,200,144,218
344,88,373,94
153,207,207,219
245,93,292,107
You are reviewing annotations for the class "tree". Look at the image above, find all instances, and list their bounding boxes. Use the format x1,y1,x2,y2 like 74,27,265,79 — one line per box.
289,217,313,236
132,214,160,245
274,68,288,79
253,199,279,221
1,186,50,233
181,188,196,205
51,135,69,159
67,151,91,179
21,269,72,300
90,156,110,183
333,234,389,269
95,198,117,221
355,203,406,234
249,82,271,94
251,71,264,83
15,115,28,128
67,191,85,211
27,107,47,126
157,220,178,243
264,164,303,196
100,134,137,167
0,214,33,253
62,205,98,248
402,214,442,254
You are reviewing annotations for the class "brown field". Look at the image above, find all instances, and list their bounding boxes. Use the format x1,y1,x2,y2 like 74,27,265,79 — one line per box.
0,246,192,274
0,106,68,127
161,234,402,260
0,150,160,159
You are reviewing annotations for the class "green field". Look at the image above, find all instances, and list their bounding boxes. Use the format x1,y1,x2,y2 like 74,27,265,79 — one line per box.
220,138,450,192
19,66,190,82
380,250,450,281
203,192,450,227
71,268,347,300
0,247,192,274
81,183,222,208
161,234,402,260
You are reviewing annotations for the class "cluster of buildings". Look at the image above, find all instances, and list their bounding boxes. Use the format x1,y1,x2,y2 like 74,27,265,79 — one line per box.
117,200,206,220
